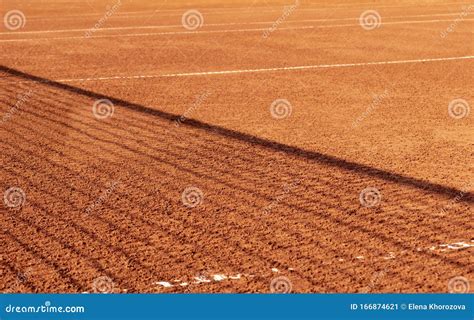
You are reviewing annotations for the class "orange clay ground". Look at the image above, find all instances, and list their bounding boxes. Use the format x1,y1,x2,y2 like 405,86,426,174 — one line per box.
0,0,472,293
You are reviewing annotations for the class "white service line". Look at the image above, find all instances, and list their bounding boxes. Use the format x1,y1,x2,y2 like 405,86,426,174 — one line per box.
24,56,474,84
0,12,463,35
1,18,473,42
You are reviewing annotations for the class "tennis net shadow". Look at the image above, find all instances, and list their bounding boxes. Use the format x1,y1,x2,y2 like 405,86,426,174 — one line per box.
0,65,472,293
1,65,472,202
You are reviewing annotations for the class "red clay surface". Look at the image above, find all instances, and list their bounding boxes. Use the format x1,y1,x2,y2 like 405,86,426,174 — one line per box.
0,0,473,293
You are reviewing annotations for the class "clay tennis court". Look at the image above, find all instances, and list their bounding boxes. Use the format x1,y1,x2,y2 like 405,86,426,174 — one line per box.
0,0,472,293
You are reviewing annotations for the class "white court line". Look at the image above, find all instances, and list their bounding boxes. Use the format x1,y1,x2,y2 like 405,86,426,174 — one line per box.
17,56,472,84
1,19,473,42
0,12,463,35
24,2,472,21
21,2,406,19
0,26,313,42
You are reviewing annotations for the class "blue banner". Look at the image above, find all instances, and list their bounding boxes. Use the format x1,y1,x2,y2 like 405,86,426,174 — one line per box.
1,294,472,320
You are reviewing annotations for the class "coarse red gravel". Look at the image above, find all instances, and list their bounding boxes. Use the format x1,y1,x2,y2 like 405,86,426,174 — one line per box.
0,0,472,293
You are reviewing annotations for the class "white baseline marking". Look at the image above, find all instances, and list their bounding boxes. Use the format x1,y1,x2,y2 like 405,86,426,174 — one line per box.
0,13,463,35
23,56,474,84
1,19,473,42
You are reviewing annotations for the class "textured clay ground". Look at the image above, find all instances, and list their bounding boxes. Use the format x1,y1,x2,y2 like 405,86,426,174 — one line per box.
0,0,473,293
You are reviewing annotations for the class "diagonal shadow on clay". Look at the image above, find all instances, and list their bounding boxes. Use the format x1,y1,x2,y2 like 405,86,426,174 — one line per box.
1,65,471,204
